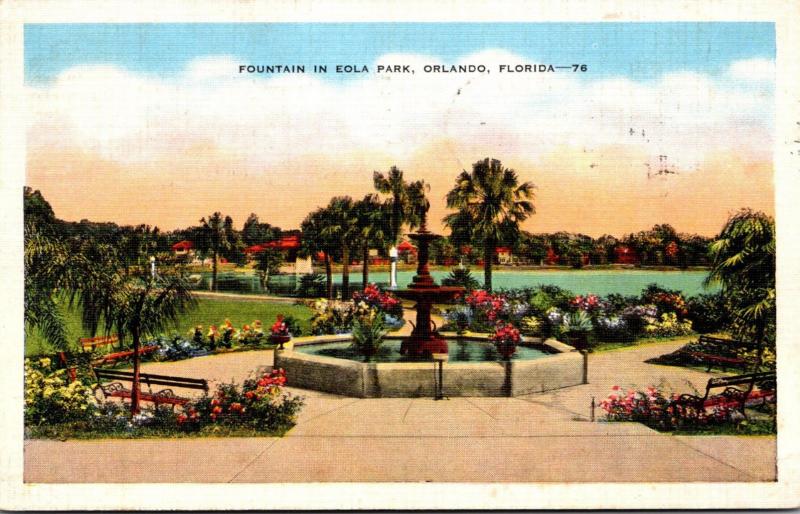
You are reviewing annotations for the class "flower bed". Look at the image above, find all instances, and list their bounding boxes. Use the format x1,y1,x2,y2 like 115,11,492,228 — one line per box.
25,366,304,439
309,284,405,335
441,284,702,349
599,384,769,432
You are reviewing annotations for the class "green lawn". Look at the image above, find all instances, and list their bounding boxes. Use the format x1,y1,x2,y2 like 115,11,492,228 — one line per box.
25,297,313,357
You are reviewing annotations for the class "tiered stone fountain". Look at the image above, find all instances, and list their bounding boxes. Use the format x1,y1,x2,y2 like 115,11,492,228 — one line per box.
273,197,585,397
394,216,464,358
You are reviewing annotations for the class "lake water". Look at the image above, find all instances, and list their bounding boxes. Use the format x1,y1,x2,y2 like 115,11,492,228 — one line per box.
367,269,715,297
197,269,716,297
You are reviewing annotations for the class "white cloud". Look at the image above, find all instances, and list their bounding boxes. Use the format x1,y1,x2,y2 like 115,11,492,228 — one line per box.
184,55,242,81
727,57,774,82
25,53,774,171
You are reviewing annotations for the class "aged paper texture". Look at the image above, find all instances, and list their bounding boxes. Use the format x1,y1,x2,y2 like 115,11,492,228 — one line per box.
1,0,799,510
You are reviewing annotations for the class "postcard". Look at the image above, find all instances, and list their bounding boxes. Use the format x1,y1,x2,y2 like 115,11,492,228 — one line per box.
1,0,799,510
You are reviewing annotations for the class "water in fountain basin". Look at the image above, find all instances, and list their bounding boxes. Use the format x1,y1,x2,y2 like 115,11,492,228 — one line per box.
295,339,552,363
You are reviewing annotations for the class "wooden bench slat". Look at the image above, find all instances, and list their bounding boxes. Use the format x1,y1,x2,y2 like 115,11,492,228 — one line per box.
93,368,209,397
94,370,208,388
106,389,190,405
708,372,775,388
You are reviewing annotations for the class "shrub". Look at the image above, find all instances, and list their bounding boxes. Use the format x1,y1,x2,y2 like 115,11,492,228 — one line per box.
568,294,608,315
464,290,509,330
563,310,593,333
643,312,693,337
183,369,303,433
519,316,542,336
238,320,267,344
352,284,403,319
350,311,387,359
544,307,566,338
686,292,729,333
526,285,575,315
282,315,303,337
25,358,98,426
621,304,658,336
297,273,325,298
605,293,639,312
443,305,473,332
87,402,179,434
641,284,688,318
151,335,207,361
441,267,480,291
594,316,633,342
220,319,237,348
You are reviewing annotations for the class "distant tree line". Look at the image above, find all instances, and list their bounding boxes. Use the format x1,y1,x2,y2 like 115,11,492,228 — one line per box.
25,154,716,302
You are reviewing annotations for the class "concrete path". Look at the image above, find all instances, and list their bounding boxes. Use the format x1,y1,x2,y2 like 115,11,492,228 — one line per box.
23,339,776,483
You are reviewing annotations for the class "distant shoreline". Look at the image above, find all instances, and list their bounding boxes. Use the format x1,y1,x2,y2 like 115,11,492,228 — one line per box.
188,263,711,274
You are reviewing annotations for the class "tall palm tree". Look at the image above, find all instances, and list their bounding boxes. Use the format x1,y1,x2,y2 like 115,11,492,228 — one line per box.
301,207,337,299
705,209,775,370
322,196,360,299
444,158,535,291
354,194,390,287
24,225,86,350
373,166,430,241
373,167,430,286
73,253,195,414
199,212,231,291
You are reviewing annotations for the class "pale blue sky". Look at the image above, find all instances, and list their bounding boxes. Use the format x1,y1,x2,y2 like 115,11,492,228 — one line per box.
25,23,775,85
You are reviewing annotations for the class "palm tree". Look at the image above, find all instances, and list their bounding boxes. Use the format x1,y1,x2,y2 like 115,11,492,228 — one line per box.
73,251,195,414
199,212,231,291
24,225,85,349
301,207,338,299
444,158,535,291
373,167,429,285
322,196,360,299
354,194,390,287
705,209,775,362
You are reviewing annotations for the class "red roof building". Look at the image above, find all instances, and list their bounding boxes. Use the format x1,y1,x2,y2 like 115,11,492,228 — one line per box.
614,245,638,265
244,235,302,255
171,240,195,256
397,240,417,253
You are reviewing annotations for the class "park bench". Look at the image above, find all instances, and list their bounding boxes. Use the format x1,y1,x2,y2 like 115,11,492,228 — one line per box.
677,335,759,371
674,371,776,412
683,351,748,372
93,345,160,367
696,334,759,350
79,335,119,352
93,368,208,408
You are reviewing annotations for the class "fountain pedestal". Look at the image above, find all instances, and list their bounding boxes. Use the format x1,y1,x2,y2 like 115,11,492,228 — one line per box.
394,222,464,358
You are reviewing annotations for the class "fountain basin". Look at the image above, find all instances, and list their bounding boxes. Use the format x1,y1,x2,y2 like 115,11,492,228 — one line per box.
274,333,586,398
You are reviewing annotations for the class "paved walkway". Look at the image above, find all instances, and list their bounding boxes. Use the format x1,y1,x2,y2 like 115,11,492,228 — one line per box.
24,339,776,483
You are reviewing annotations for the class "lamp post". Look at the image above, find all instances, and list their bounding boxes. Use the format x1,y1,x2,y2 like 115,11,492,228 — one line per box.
389,246,398,290
149,255,156,280
432,352,448,400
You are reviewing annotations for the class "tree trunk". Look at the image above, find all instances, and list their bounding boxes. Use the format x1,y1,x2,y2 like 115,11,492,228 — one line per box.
325,254,333,299
212,249,218,292
342,246,350,300
362,244,369,288
483,242,494,291
130,327,142,415
741,321,767,416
